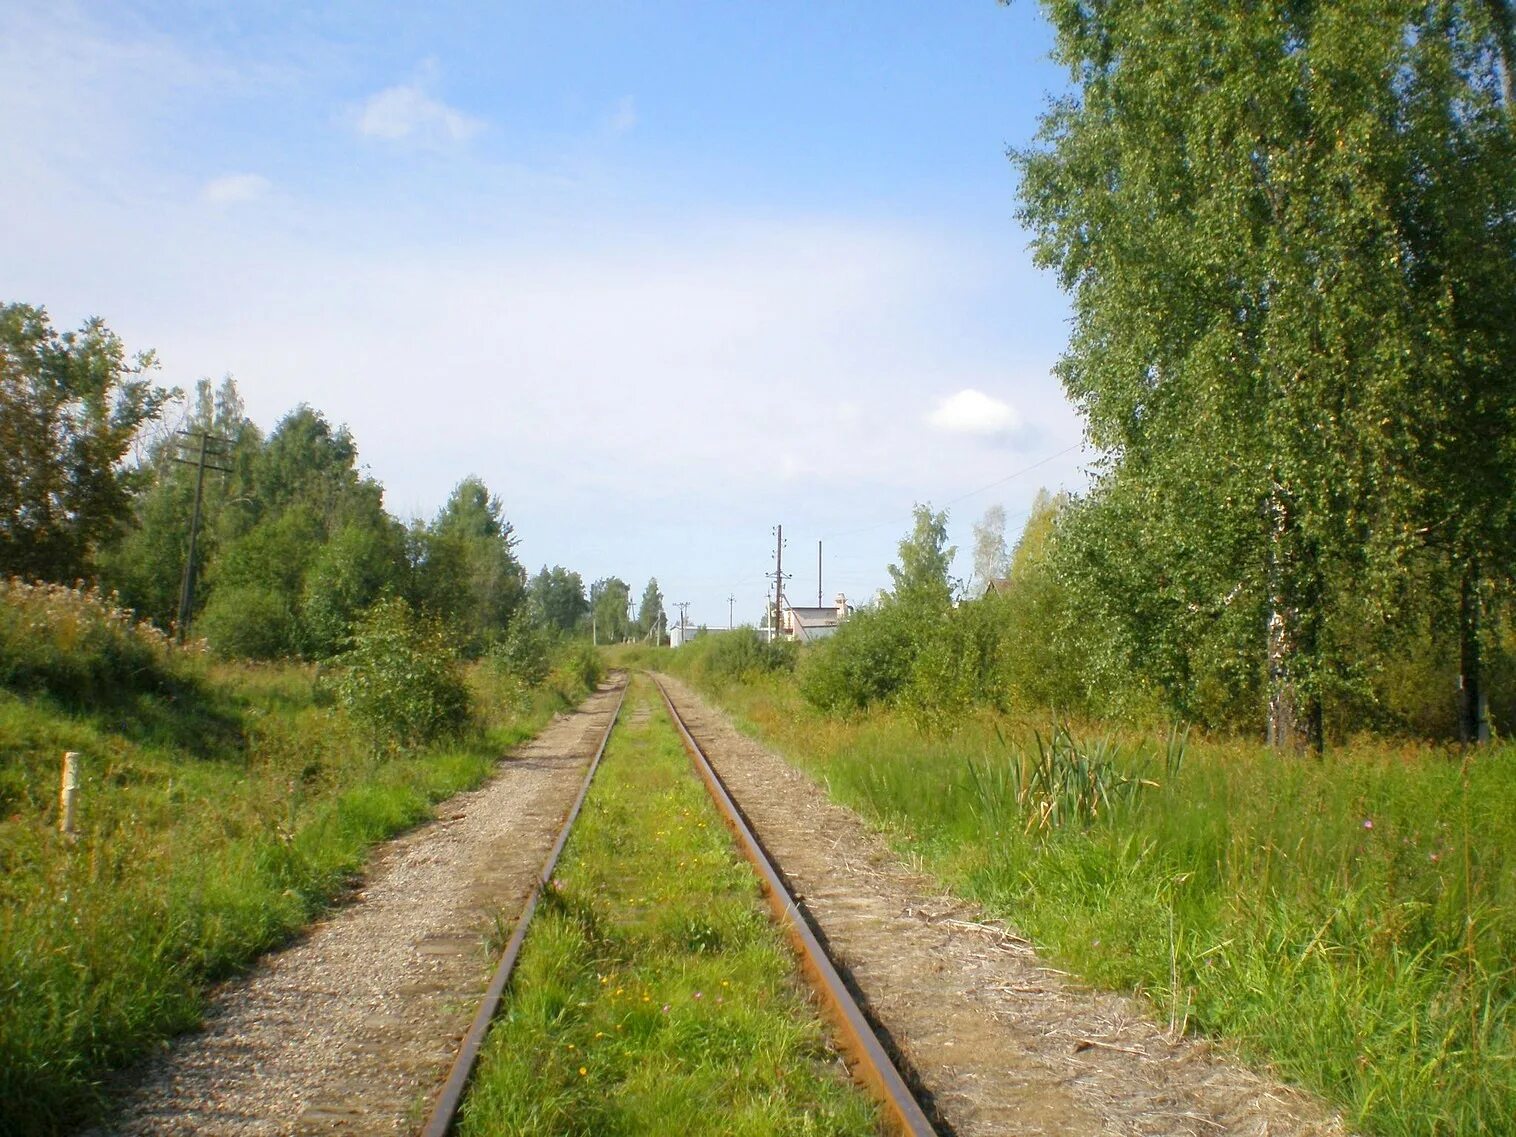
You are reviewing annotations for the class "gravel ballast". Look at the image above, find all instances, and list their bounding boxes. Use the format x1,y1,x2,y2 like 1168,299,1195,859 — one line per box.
88,680,625,1137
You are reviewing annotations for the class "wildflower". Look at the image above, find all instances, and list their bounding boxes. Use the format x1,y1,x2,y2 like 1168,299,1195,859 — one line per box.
662,1003,671,1014
579,1067,587,1076
1362,819,1374,830
692,991,703,1000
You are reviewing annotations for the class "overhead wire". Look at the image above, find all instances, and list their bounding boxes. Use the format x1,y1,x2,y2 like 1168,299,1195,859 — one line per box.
820,441,1083,541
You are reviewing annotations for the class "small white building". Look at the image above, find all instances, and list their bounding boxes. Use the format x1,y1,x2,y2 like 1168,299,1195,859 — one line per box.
668,623,701,648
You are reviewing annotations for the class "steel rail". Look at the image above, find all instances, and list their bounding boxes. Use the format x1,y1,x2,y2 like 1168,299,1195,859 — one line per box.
652,673,939,1137
419,674,629,1137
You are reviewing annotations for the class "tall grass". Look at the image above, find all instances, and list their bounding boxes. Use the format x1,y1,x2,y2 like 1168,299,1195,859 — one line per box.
672,668,1515,1137
0,583,598,1136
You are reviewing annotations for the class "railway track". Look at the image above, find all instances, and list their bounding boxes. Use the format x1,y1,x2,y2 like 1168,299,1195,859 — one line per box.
420,672,937,1137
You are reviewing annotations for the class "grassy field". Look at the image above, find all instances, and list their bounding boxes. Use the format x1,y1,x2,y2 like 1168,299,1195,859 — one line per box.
459,675,880,1137
0,583,598,1137
662,657,1515,1137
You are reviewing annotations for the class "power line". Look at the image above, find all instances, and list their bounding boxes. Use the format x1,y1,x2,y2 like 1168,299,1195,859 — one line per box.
821,442,1083,541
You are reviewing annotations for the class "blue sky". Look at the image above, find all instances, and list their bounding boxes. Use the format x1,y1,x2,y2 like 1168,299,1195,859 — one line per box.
2,1,1090,627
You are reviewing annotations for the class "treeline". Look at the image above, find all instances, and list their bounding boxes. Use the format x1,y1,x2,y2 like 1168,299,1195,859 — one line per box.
1009,1,1516,749
809,0,1516,750
798,3,1516,748
0,302,668,664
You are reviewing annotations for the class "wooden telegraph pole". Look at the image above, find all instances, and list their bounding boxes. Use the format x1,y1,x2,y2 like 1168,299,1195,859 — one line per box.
173,430,233,643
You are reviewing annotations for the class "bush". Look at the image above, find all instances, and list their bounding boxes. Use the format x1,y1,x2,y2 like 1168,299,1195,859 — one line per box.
198,584,297,661
335,599,471,745
684,628,797,685
554,641,603,694
905,598,1012,727
798,605,918,713
0,578,187,704
493,620,553,686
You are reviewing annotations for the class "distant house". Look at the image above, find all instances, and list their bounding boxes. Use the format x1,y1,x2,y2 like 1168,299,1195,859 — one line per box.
984,578,1015,598
778,594,852,642
669,623,701,648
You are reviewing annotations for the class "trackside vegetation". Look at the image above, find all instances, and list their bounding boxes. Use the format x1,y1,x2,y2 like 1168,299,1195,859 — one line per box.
663,636,1515,1137
458,677,880,1137
0,580,602,1136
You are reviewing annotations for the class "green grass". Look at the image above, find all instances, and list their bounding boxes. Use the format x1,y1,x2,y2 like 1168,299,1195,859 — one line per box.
458,676,881,1137
670,669,1516,1137
0,655,593,1137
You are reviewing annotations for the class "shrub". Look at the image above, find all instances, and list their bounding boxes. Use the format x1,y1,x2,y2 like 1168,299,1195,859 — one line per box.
335,598,471,745
493,620,553,686
0,578,186,704
684,627,797,685
798,605,918,713
198,584,296,661
554,641,603,693
905,598,1012,727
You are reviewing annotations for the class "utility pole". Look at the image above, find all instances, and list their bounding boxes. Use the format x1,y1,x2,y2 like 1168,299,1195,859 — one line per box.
817,540,823,608
173,430,232,643
767,525,790,642
728,593,735,630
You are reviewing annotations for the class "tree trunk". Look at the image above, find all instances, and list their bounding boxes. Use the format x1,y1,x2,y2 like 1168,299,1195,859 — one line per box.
1266,488,1324,754
1458,562,1491,745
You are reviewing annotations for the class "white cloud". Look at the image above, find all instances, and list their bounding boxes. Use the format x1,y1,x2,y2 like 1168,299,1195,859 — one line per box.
201,173,270,204
606,96,637,134
355,82,482,143
926,388,1023,438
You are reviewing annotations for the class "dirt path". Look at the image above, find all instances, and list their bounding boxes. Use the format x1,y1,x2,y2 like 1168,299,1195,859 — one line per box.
658,675,1350,1137
87,679,625,1137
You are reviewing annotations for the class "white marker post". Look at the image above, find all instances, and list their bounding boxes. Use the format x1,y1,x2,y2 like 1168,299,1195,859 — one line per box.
59,751,80,841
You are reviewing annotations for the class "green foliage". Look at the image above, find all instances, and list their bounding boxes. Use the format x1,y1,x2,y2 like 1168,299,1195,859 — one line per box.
196,584,296,661
634,576,666,642
0,305,176,583
886,504,955,612
335,599,471,745
410,477,525,657
525,564,588,633
675,627,797,687
98,377,257,630
590,576,632,643
0,579,187,706
1016,1,1516,745
493,619,553,687
298,520,407,659
798,603,918,713
553,640,605,695
698,678,1516,1137
0,648,593,1134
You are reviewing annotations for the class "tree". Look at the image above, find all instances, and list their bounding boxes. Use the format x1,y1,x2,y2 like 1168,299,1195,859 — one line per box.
1016,0,1516,749
635,577,666,641
0,304,176,582
526,565,589,633
970,504,1010,597
412,476,525,655
886,505,955,613
589,577,632,643
101,376,259,628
